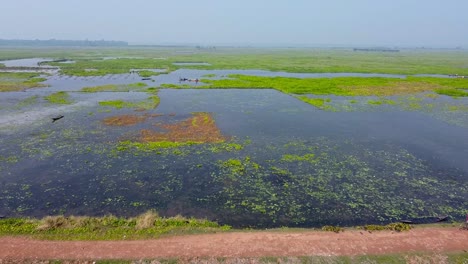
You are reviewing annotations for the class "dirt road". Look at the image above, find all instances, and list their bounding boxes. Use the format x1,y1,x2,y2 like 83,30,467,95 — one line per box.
1,228,467,260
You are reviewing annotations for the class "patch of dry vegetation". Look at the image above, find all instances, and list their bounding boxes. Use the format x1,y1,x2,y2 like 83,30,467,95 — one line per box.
102,115,149,126
140,112,225,144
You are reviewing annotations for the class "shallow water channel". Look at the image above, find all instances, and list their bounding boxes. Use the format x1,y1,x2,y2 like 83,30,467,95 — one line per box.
0,65,467,227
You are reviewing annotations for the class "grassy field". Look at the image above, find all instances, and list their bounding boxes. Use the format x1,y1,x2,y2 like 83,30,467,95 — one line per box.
196,74,468,97
2,47,468,76
0,211,230,240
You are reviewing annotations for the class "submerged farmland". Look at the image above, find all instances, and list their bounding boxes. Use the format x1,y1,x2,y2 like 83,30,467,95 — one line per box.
0,50,467,228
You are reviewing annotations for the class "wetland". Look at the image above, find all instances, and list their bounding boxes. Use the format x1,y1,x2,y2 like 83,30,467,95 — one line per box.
0,47,467,228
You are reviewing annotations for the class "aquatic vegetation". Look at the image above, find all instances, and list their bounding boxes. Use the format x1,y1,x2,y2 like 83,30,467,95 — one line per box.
81,82,147,93
47,58,176,76
206,142,244,153
5,47,468,75
397,96,424,111
435,88,468,97
112,113,227,154
116,140,199,152
1,48,468,230
99,100,126,109
102,115,150,126
82,84,119,92
206,139,468,227
137,70,163,78
0,72,47,92
199,75,468,97
297,96,334,110
202,73,216,78
139,112,225,143
281,153,316,163
0,211,230,240
367,98,396,105
15,95,39,108
444,104,468,112
99,94,160,110
0,155,19,163
160,83,193,89
44,91,72,104
23,77,47,85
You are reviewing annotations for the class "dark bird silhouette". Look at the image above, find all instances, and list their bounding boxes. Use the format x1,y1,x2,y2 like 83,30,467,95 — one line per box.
52,115,64,123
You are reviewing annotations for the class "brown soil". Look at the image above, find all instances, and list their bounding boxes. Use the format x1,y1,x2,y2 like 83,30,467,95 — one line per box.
1,228,467,260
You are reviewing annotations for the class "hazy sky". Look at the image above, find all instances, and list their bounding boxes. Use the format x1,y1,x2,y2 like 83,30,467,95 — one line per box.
1,0,467,46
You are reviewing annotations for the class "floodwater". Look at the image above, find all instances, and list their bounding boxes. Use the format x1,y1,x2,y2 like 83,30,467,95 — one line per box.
0,58,58,74
0,58,54,67
37,69,412,93
0,61,467,227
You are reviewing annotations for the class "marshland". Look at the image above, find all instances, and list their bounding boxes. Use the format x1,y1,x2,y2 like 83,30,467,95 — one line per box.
0,47,467,230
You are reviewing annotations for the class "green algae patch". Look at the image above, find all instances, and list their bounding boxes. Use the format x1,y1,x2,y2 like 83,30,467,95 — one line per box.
297,96,334,110
99,100,127,109
367,98,397,105
16,95,39,108
281,153,316,163
117,141,200,152
206,142,244,153
44,91,73,105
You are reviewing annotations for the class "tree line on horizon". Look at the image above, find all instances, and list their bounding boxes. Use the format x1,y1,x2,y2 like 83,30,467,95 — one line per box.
0,39,128,47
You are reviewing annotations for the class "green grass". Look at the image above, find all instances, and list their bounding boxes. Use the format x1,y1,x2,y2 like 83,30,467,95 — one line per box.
44,91,73,104
138,70,163,77
24,77,47,84
4,47,468,76
98,94,160,110
48,58,176,76
0,211,230,240
367,98,397,105
435,88,468,97
197,75,468,97
81,82,148,93
297,97,333,110
0,72,48,92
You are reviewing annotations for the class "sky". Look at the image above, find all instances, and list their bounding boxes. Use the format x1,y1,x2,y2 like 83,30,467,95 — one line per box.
1,0,467,47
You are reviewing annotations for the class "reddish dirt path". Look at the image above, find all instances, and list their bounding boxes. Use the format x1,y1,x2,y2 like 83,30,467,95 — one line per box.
1,228,467,260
